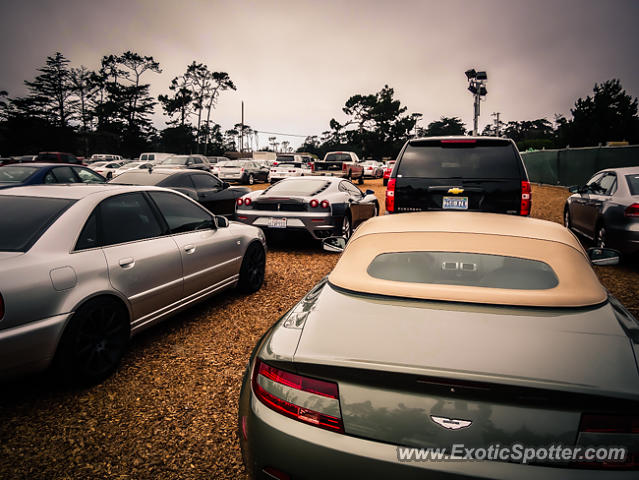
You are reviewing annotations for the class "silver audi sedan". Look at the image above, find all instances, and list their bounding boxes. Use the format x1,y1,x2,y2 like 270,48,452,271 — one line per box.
0,184,266,383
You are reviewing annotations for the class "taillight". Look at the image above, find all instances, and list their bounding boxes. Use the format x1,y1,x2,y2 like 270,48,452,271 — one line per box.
309,199,319,208
625,203,639,217
386,178,396,213
237,198,243,206
310,162,314,172
520,181,531,216
252,359,344,433
0,293,4,320
441,139,476,144
320,200,330,209
240,168,245,172
244,197,252,206
577,414,638,468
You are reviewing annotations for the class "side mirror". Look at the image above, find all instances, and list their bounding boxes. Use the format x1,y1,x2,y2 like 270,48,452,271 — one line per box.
216,215,229,228
222,182,230,189
322,236,346,253
365,189,375,195
568,185,580,193
588,247,620,266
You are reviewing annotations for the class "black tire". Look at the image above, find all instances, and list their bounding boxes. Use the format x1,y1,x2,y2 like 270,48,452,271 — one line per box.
383,178,388,186
358,175,364,185
564,208,571,229
54,297,129,384
595,224,607,248
238,242,266,293
106,171,113,180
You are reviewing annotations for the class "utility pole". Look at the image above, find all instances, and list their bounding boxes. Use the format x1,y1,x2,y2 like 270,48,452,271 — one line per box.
240,101,244,153
465,70,488,136
491,112,501,136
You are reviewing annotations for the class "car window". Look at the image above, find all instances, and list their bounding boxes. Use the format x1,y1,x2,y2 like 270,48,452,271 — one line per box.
51,166,78,183
73,167,105,183
148,191,214,234
325,153,352,162
367,252,559,290
0,166,38,183
586,173,604,188
191,174,222,189
625,174,639,195
44,171,57,183
267,179,330,196
0,196,74,252
597,174,616,195
397,141,522,179
161,174,195,189
75,211,98,250
98,193,164,247
339,180,363,197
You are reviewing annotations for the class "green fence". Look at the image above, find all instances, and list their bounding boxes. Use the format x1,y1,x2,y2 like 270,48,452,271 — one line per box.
521,146,639,186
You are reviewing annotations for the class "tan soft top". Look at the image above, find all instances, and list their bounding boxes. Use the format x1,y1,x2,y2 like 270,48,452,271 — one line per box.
329,213,607,308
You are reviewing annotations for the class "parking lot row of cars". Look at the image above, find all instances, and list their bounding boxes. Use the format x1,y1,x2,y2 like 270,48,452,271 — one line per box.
1,136,638,478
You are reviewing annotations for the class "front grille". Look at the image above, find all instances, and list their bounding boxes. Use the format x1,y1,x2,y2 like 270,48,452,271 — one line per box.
254,203,306,212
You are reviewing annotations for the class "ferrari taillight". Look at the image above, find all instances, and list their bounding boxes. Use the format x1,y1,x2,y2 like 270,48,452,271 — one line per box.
320,200,330,209
309,199,319,208
237,198,243,206
252,359,344,433
386,178,396,213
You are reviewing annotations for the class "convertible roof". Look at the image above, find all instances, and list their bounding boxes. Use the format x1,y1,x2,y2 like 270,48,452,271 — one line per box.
329,212,607,308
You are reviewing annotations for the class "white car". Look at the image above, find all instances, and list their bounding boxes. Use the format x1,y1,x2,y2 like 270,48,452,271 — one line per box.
268,162,312,183
111,161,155,177
90,161,126,180
361,160,384,178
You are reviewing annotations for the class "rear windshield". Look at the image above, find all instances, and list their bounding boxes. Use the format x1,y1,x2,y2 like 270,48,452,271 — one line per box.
367,251,558,290
325,153,351,162
0,166,38,183
276,162,302,168
626,174,639,195
0,196,74,251
276,156,295,162
398,140,522,179
162,156,188,165
266,179,330,196
110,171,169,185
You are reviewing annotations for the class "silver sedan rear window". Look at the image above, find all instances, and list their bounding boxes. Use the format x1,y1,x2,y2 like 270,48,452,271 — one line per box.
367,252,558,290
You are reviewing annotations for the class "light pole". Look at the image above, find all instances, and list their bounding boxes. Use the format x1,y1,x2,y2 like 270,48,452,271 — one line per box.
465,69,487,136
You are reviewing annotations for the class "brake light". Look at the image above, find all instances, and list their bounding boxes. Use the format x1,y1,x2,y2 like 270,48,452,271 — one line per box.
252,359,344,433
577,414,638,468
240,168,245,173
244,197,252,206
441,139,476,144
237,198,243,206
310,199,319,208
320,200,330,209
310,162,314,172
386,178,396,212
625,203,639,217
520,181,531,216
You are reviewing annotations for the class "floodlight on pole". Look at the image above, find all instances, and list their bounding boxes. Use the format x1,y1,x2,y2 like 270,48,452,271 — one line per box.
465,68,488,135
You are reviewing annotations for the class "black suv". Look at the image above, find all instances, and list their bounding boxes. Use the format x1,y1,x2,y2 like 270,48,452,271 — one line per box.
386,137,531,215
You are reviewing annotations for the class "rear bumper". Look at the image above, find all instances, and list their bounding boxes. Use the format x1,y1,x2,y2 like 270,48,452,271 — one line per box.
606,223,639,255
241,393,631,480
235,210,336,239
0,313,70,379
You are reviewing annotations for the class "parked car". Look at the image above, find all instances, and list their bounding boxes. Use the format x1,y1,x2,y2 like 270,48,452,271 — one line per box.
236,176,379,240
207,156,231,165
89,161,126,179
386,137,531,215
564,166,639,256
311,151,365,184
111,161,155,177
274,154,313,166
0,163,106,189
0,184,266,383
361,160,384,178
382,160,395,186
239,211,638,478
110,168,249,218
138,152,174,164
216,159,269,185
9,155,37,164
34,152,83,165
159,154,211,172
89,154,123,163
268,161,311,183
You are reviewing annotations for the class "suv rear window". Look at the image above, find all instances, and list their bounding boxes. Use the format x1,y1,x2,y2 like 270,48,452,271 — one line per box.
0,196,74,251
367,251,558,290
325,153,351,162
398,140,522,179
626,174,639,195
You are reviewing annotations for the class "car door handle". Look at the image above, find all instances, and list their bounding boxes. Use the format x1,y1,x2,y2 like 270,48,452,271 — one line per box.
184,244,196,254
119,257,135,268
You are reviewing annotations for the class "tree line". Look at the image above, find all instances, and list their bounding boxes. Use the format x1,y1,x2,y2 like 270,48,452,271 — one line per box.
1,52,638,159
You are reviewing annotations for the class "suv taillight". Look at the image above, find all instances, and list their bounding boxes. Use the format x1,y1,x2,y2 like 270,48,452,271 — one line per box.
520,181,531,216
252,359,344,433
625,203,639,217
386,178,396,213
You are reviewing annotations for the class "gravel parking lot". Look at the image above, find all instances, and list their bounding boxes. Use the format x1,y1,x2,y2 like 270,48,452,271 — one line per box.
1,179,637,479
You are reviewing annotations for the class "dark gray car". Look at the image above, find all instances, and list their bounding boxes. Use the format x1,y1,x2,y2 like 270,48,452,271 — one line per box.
564,166,639,255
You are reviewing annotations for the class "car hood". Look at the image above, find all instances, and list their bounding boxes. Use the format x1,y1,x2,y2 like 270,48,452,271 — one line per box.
293,284,639,400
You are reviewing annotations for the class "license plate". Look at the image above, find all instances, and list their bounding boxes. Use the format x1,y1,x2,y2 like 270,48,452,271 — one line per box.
442,196,468,210
268,217,287,228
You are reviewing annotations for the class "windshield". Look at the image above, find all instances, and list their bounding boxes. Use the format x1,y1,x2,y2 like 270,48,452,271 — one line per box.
266,179,330,196
276,163,302,168
109,171,170,185
367,251,558,290
162,156,188,165
0,166,38,183
0,196,75,251
218,162,239,168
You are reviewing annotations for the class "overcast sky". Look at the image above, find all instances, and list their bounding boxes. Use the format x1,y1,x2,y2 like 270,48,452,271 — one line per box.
1,0,638,149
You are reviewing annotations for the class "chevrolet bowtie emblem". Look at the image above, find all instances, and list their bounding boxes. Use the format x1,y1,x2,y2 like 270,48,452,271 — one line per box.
447,187,464,195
